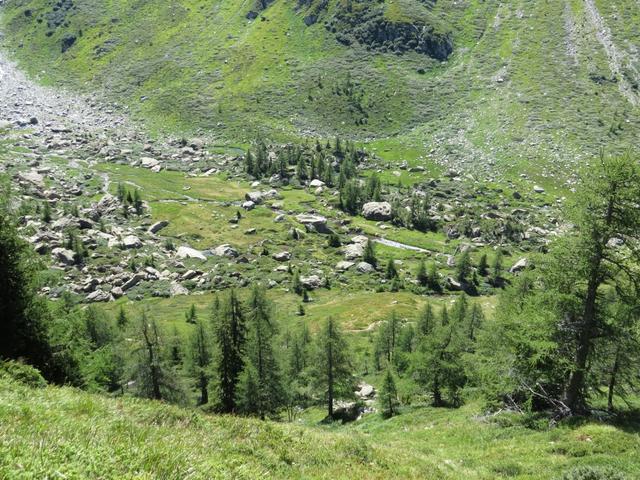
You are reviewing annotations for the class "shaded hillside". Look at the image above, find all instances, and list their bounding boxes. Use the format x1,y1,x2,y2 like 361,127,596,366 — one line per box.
2,0,640,177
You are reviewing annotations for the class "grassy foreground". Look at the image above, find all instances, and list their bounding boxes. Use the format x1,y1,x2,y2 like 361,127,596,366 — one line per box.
1,376,639,479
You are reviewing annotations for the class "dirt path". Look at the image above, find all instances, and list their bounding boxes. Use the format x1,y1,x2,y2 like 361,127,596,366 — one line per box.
583,0,639,106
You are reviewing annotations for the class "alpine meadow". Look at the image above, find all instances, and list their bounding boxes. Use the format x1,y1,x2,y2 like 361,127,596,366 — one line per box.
2,1,640,479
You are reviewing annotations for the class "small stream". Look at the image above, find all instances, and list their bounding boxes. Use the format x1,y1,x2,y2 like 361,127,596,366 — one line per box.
373,237,429,253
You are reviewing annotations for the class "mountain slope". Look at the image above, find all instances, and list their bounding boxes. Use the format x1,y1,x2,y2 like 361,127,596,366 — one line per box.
2,0,640,176
2,374,640,479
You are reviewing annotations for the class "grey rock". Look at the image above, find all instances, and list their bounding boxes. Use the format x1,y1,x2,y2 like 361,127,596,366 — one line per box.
273,251,292,262
122,235,142,249
296,213,330,234
300,275,323,290
52,247,75,265
336,261,355,271
343,243,364,260
362,202,392,221
213,244,239,258
148,220,169,234
356,262,374,274
176,246,207,262
509,257,529,274
169,281,189,296
86,290,112,303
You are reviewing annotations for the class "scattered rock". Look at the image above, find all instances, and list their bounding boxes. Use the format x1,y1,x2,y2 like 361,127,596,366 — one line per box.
273,251,292,262
148,220,169,234
86,290,112,303
509,257,529,274
52,247,75,265
296,214,330,234
300,275,323,290
122,235,143,249
356,262,374,274
213,244,239,258
176,246,207,262
362,202,392,221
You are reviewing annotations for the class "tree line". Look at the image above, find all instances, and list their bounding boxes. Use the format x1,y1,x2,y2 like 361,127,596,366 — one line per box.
2,153,640,420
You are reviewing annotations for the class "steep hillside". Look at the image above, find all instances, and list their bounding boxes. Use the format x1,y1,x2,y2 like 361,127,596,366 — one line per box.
2,374,640,479
3,0,640,177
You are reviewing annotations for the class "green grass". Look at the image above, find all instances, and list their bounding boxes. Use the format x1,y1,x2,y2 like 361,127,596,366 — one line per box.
2,376,639,479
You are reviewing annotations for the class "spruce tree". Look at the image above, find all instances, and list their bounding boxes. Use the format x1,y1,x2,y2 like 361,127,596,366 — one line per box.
363,240,377,268
0,204,56,379
185,304,197,324
379,367,400,418
385,258,398,279
116,306,128,329
456,250,472,283
187,319,212,405
416,260,428,286
312,317,352,419
131,312,181,401
239,286,284,418
133,189,143,215
214,289,246,413
477,253,489,277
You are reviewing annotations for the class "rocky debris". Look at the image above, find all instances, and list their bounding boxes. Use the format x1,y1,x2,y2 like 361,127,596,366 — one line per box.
86,290,112,303
445,277,463,291
245,191,263,204
17,170,44,188
329,401,364,424
309,179,325,188
356,383,375,399
356,262,374,274
362,202,392,221
343,243,364,260
96,194,119,215
148,220,169,234
110,286,124,299
212,244,239,258
176,246,207,262
335,261,355,271
242,201,255,210
181,270,200,281
533,185,545,194
296,214,330,234
122,274,144,291
509,257,529,274
140,157,160,169
122,235,143,249
170,281,189,296
52,247,75,265
273,251,292,262
300,275,323,290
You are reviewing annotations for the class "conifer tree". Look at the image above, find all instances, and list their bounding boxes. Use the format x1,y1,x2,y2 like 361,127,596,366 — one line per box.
379,367,400,418
385,257,398,279
214,289,246,413
363,240,377,268
116,306,128,329
187,319,212,405
456,250,472,283
312,317,352,418
238,286,283,418
477,253,489,277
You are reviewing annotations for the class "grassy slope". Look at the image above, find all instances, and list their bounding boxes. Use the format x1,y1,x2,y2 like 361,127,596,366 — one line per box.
2,377,640,479
2,0,640,177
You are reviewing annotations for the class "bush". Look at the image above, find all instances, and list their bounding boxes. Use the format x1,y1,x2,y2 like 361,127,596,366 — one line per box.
0,360,47,388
